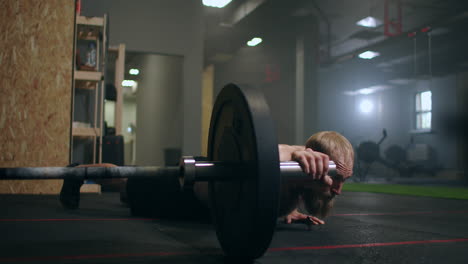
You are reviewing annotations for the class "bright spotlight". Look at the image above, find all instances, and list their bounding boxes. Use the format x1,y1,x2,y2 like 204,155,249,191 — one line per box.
359,100,374,114
202,0,232,8
359,88,373,95
122,80,136,87
122,80,138,93
358,51,380,59
247,37,262,47
129,69,139,75
356,16,382,28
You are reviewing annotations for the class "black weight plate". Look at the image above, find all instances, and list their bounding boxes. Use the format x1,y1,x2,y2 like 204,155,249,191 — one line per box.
126,174,184,219
208,83,280,259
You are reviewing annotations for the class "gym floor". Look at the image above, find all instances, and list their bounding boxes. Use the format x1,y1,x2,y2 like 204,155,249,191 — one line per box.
1,191,467,264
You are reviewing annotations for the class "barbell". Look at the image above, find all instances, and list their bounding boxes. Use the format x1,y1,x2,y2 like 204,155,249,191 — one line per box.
0,83,336,259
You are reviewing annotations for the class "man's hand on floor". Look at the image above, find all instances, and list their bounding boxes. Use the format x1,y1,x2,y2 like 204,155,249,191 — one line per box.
284,209,325,229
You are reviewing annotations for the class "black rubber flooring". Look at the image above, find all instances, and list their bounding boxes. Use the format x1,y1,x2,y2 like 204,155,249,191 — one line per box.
1,191,468,264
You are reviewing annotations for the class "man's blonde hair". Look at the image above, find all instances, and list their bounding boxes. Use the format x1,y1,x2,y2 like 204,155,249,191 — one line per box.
305,131,354,176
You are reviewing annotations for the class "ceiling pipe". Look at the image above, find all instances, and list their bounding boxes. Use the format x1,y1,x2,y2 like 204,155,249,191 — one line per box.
221,0,268,27
309,0,332,63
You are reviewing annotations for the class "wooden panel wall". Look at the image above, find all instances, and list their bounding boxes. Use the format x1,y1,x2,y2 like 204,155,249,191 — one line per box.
0,0,75,194
201,65,214,157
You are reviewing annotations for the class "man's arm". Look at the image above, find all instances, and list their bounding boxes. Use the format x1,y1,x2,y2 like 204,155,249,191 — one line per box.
278,144,332,185
278,145,330,226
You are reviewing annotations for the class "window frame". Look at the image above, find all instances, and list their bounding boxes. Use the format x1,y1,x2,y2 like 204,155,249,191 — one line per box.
412,90,432,133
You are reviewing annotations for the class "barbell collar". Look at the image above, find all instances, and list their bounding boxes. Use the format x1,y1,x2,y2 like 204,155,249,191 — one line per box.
179,156,255,192
179,156,337,191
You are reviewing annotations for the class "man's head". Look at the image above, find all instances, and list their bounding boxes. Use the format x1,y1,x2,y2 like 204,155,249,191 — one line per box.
281,131,354,218
305,131,354,192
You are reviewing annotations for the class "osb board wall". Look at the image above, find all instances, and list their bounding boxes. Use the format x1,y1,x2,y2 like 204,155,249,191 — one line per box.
0,0,75,194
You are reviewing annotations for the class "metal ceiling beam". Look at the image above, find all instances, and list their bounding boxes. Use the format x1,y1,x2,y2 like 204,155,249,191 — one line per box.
221,0,268,27
326,7,468,67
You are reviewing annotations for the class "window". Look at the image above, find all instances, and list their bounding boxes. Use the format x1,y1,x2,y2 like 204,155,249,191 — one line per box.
415,90,432,130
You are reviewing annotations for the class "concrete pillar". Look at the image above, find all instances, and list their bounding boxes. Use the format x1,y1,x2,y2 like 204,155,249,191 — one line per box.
295,16,320,144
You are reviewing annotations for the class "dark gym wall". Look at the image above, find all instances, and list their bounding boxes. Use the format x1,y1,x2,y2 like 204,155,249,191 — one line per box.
213,38,296,144
213,17,320,145
81,0,204,156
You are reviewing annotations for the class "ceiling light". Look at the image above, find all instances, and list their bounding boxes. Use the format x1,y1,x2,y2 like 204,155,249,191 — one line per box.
358,51,380,59
344,85,392,96
247,37,262,47
122,80,136,87
122,80,137,88
129,69,139,75
202,0,232,8
356,16,382,28
359,88,373,95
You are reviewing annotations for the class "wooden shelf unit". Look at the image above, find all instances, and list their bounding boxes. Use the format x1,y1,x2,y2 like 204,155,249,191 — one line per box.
76,16,104,26
107,44,126,135
74,70,103,82
71,14,107,165
72,127,101,137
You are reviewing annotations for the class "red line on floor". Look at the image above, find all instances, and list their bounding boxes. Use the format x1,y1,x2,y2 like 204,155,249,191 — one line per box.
332,210,468,216
269,238,468,252
0,218,157,222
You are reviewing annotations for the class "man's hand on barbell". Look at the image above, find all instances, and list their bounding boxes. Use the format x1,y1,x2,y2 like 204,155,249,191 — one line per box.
291,148,333,186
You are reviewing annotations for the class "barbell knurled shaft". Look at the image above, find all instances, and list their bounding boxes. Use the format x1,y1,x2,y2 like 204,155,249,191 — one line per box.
0,166,180,180
0,167,85,180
